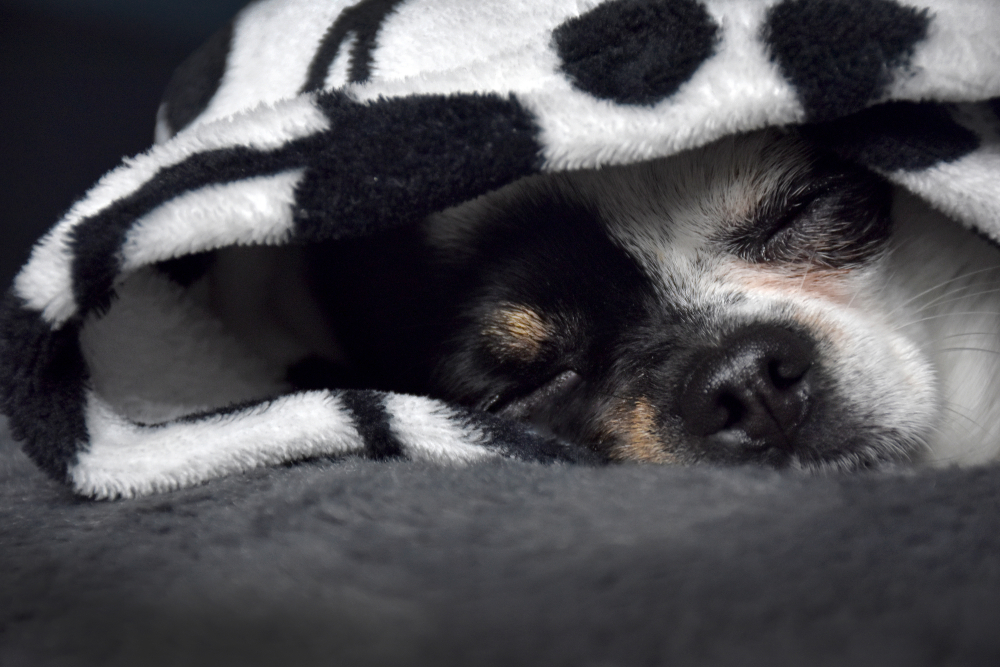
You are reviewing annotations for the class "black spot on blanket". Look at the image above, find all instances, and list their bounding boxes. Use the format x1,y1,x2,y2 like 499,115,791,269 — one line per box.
801,101,979,172
294,93,543,240
554,0,719,106
764,0,930,122
159,19,235,137
303,0,409,92
0,294,89,482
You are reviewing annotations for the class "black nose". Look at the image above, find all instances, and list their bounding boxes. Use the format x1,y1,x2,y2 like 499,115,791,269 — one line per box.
679,325,814,456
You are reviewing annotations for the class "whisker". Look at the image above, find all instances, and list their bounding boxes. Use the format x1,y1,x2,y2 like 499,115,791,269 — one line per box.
845,268,874,309
892,311,1000,332
936,347,1000,355
797,264,813,296
942,404,984,431
883,265,1000,317
906,285,1000,315
939,331,1000,340
920,406,985,465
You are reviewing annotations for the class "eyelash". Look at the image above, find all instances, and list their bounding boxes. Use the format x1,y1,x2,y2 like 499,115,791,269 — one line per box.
728,174,892,267
486,369,582,418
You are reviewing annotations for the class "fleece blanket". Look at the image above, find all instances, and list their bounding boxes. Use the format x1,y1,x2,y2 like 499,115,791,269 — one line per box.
3,415,1000,667
3,0,1000,498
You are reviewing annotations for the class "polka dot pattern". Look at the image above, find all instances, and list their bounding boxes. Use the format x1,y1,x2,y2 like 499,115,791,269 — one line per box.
553,0,718,106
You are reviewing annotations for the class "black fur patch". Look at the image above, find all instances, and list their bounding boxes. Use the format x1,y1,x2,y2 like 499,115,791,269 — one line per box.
302,0,408,92
339,390,404,460
421,192,668,460
764,0,930,121
159,19,235,137
554,0,718,106
801,102,980,172
0,294,89,481
729,149,893,267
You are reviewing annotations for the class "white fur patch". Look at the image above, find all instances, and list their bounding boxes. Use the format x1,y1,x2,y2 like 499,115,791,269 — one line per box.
192,0,353,125
886,191,1000,465
324,33,356,90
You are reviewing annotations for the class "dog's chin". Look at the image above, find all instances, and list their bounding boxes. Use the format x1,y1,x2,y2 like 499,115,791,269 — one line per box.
521,402,937,472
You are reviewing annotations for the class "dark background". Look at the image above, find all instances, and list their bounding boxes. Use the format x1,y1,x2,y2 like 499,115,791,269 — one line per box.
0,0,247,291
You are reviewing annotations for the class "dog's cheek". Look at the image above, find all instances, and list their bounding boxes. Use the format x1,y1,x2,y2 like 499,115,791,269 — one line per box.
782,300,940,462
592,396,687,464
723,260,862,307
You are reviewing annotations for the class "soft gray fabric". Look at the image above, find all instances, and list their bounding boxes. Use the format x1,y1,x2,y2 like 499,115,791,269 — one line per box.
3,417,998,666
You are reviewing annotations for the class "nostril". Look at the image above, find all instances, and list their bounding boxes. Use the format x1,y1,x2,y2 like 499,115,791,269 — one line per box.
717,392,744,430
678,325,816,454
768,351,811,390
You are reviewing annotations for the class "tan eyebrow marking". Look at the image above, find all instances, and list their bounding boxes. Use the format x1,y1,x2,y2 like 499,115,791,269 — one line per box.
481,303,556,362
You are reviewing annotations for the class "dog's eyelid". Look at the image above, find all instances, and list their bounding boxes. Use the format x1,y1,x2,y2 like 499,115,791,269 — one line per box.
721,179,825,248
725,166,891,264
492,369,582,419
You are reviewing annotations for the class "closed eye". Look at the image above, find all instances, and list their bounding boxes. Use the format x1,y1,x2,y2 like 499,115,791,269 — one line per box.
727,166,892,267
486,369,582,419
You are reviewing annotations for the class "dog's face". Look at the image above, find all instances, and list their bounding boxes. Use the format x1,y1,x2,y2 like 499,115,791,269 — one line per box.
423,130,950,469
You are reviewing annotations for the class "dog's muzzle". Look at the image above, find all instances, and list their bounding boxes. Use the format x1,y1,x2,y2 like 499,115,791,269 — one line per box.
679,324,815,462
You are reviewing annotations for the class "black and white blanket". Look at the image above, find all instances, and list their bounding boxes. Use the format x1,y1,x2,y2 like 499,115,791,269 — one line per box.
4,0,1000,498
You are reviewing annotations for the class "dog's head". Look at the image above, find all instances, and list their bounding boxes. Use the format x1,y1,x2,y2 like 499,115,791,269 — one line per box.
424,130,948,469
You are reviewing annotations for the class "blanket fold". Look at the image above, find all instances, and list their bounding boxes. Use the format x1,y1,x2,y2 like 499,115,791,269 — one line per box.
4,0,1000,497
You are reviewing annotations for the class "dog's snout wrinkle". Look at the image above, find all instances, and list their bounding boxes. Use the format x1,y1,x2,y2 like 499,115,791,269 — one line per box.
680,325,814,457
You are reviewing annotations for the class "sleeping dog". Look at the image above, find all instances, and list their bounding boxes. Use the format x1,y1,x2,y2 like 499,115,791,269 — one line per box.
301,129,1000,470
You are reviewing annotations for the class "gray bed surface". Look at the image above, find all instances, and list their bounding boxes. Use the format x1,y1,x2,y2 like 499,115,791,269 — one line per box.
2,418,999,666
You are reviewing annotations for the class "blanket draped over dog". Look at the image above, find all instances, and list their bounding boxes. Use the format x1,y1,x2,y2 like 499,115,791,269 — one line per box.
2,0,1000,498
